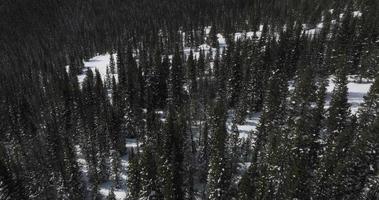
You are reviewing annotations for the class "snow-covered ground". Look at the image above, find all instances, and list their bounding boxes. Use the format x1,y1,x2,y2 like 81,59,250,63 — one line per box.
326,76,373,113
67,53,118,84
98,154,129,200
226,112,261,139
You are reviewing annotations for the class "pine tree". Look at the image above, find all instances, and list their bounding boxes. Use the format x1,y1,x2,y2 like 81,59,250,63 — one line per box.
107,187,117,200
182,116,196,200
157,54,170,109
110,149,122,189
105,66,112,90
325,67,351,142
109,53,116,74
127,150,141,200
285,64,318,199
198,121,210,183
170,47,186,109
245,35,265,113
94,70,111,183
227,121,241,198
315,66,353,199
352,76,379,198
0,151,27,200
228,40,243,108
208,24,219,47
228,121,241,178
125,46,140,109
140,144,160,200
240,66,289,199
81,69,101,196
207,98,230,200
187,50,197,97
161,108,185,200
117,45,127,87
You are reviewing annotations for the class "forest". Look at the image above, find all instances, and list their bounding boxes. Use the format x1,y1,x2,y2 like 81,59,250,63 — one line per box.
0,0,378,199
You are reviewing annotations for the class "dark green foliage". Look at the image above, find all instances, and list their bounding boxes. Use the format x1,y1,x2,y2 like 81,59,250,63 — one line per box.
1,0,378,199
127,150,141,200
207,98,231,200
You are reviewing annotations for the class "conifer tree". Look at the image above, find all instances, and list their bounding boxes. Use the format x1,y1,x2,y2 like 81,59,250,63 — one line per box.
140,144,161,200
326,67,351,142
110,149,122,189
94,70,111,182
229,121,241,177
157,54,170,109
125,46,140,109
105,66,112,89
81,69,101,196
352,76,379,198
161,108,185,200
315,66,353,199
107,187,117,200
109,53,116,74
127,150,141,200
0,151,27,200
240,67,289,199
207,98,230,200
170,47,186,109
117,45,127,88
208,24,219,47
228,40,243,108
285,64,318,199
187,50,197,97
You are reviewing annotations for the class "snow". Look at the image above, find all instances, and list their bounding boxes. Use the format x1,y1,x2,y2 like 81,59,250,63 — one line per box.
217,33,226,47
125,138,138,148
199,43,211,50
98,139,139,199
305,22,324,37
326,76,373,113
75,145,90,185
234,31,262,41
99,154,129,200
205,26,212,35
76,53,117,84
76,135,137,199
353,11,362,17
226,112,261,139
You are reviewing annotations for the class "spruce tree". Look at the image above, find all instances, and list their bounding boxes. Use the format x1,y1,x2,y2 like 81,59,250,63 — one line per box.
207,98,230,200
240,66,289,199
352,76,379,198
161,108,185,200
285,64,318,199
170,47,186,109
228,40,243,108
127,150,141,200
109,53,116,74
107,187,117,200
110,149,122,189
315,66,353,199
157,54,170,109
187,50,198,97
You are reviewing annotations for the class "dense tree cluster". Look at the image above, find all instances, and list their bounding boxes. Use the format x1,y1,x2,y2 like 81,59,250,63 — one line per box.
0,0,378,199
